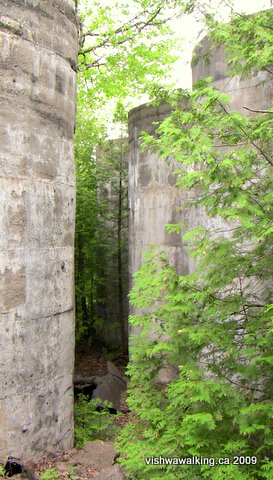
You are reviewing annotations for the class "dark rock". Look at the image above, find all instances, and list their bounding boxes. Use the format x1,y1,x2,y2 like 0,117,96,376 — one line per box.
74,362,127,411
4,458,38,480
92,373,125,411
106,361,127,386
4,458,22,477
74,375,96,385
74,383,96,399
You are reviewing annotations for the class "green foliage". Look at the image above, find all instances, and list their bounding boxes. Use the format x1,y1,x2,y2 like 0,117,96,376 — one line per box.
74,112,129,346
40,469,61,480
75,0,180,347
65,466,79,480
0,466,4,477
207,9,273,78
116,6,273,480
74,395,120,448
74,112,106,341
75,0,232,349
77,0,178,107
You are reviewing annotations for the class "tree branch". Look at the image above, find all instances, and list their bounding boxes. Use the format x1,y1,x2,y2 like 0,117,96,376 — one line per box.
79,5,172,61
220,103,273,168
243,106,273,114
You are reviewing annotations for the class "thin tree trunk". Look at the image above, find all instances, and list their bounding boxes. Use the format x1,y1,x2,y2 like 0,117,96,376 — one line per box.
78,232,88,324
117,157,128,354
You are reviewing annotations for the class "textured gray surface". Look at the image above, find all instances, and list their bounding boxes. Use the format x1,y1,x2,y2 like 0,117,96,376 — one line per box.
0,0,77,460
192,35,272,114
70,441,116,471
128,101,191,286
94,464,127,480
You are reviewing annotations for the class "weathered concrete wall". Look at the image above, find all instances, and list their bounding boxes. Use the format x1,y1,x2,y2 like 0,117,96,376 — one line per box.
128,101,216,354
128,102,190,291
192,36,272,113
0,0,77,460
128,34,273,348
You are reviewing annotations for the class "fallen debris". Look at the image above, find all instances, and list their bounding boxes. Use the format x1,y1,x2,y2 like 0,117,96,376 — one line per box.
4,458,38,480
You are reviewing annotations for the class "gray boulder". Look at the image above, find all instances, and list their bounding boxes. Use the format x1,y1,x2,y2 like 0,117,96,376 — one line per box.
94,464,127,480
93,367,126,411
74,361,127,411
70,440,116,470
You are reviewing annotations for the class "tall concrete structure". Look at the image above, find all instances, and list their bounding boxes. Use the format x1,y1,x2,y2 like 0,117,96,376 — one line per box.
128,102,191,293
192,36,272,114
128,35,273,340
0,0,78,460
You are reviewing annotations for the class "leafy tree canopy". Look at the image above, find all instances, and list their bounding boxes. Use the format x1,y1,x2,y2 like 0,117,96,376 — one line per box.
76,0,183,110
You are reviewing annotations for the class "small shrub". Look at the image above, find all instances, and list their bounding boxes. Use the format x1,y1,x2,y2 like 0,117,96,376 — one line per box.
74,394,120,448
40,468,60,480
0,466,5,477
66,466,78,480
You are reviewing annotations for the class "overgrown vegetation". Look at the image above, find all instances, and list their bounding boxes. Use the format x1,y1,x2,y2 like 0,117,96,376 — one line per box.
74,1,273,478
75,118,129,351
115,6,273,480
74,0,180,349
40,468,61,480
74,395,120,448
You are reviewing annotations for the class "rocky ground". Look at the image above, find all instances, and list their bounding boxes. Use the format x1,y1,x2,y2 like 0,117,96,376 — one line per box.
36,440,127,480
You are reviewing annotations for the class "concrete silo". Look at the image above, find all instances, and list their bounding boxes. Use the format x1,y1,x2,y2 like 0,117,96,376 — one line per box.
0,0,78,459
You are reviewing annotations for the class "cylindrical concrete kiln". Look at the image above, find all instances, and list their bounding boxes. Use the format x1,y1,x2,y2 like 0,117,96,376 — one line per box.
0,0,78,459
